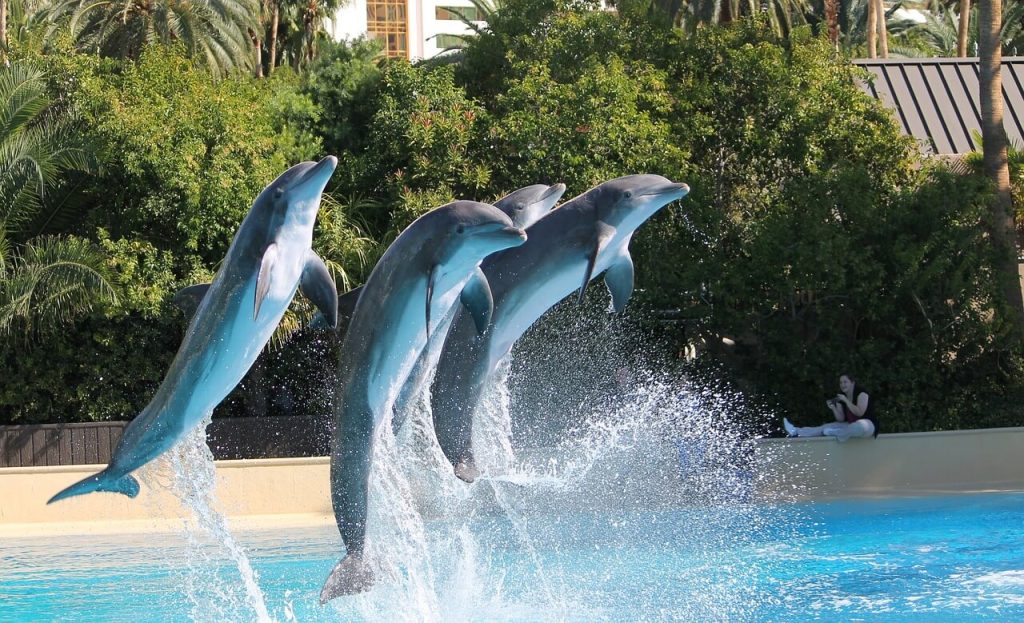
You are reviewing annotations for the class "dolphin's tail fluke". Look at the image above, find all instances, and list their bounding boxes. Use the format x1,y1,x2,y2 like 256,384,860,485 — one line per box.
319,554,374,603
47,470,141,504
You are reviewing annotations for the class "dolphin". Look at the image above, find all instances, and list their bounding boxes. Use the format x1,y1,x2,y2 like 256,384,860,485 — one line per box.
430,175,690,482
320,201,527,601
309,183,566,332
388,182,567,433
305,183,567,433
49,157,340,504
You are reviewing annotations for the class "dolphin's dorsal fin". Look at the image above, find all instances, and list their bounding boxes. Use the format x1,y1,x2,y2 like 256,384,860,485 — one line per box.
300,251,339,328
255,243,279,320
460,267,494,334
578,223,615,304
338,286,362,319
426,264,436,341
604,247,634,313
171,283,211,320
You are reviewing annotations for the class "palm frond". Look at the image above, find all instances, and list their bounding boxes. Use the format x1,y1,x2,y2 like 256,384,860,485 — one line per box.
0,235,117,337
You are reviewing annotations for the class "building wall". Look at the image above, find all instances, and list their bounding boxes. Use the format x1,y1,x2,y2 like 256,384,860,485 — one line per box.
328,0,483,60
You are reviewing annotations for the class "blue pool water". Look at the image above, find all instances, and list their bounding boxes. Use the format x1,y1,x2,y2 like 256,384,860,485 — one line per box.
3,492,1024,622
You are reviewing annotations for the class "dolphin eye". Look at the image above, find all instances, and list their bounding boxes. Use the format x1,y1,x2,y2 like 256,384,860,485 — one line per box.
456,225,465,234
624,191,633,199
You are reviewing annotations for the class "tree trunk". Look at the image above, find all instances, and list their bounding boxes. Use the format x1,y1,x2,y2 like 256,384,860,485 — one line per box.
268,1,279,74
825,0,839,47
979,0,1024,334
253,31,264,78
876,0,888,58
866,0,877,58
1,0,8,55
958,0,971,57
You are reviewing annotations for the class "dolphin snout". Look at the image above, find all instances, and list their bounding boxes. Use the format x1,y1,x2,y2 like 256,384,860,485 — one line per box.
480,225,527,252
541,183,567,202
642,182,689,198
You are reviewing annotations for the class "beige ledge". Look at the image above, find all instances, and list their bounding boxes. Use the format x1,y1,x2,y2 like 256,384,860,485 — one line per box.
3,427,1024,535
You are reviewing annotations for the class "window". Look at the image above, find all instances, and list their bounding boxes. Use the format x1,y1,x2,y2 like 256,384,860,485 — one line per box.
435,5,482,21
366,0,408,57
434,34,468,49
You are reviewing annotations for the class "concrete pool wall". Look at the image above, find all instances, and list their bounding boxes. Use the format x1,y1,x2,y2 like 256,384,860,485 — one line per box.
1,427,1022,535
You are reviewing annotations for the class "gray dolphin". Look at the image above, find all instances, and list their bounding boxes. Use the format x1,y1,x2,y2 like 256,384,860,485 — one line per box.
494,183,567,230
309,183,566,333
320,201,527,601
305,184,566,433
431,175,690,482
49,157,339,503
388,182,567,432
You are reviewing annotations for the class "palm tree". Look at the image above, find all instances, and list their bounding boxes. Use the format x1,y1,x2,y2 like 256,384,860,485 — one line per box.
958,0,970,56
0,61,116,338
43,0,261,77
979,0,1024,334
677,0,811,37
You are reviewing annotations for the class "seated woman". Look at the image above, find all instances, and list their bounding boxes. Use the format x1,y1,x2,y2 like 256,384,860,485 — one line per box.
783,373,878,441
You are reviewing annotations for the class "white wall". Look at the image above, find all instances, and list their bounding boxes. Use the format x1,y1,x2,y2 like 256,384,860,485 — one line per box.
328,0,483,60
420,0,481,59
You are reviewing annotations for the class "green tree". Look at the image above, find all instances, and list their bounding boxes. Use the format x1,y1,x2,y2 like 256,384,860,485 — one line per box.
979,0,1023,336
340,60,491,234
43,0,260,76
63,46,321,264
0,60,114,338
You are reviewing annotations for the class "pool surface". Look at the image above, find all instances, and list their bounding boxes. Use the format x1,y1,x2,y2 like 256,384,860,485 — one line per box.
2,492,1024,622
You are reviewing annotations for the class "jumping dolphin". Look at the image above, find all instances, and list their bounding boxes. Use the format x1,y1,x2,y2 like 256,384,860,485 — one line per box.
49,157,340,503
431,175,690,482
320,201,527,602
309,183,566,333
388,182,567,432
305,184,567,433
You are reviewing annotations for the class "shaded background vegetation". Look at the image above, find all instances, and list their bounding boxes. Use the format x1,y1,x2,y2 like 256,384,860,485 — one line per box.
1,0,1022,435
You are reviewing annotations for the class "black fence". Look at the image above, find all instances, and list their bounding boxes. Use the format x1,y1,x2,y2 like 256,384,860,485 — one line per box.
0,416,332,468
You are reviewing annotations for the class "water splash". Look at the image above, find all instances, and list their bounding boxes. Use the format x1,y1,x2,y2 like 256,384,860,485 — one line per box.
142,416,275,623
336,341,803,623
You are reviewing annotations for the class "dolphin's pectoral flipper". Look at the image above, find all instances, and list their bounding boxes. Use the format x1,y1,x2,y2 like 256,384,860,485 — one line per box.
255,243,279,320
320,554,374,603
460,267,494,334
425,264,437,341
578,224,616,304
48,471,141,504
310,285,362,331
604,249,634,313
301,251,339,328
172,283,211,319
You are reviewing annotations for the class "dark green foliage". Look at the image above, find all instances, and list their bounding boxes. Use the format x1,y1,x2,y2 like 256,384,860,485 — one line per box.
0,233,187,423
66,46,322,265
0,45,335,425
3,10,1023,435
631,22,1020,431
302,38,384,159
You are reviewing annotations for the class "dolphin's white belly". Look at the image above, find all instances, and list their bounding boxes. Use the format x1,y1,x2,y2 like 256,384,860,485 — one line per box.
180,250,305,425
366,273,470,420
490,241,624,365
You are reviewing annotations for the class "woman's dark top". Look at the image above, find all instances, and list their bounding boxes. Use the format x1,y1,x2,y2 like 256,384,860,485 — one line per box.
842,385,878,437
